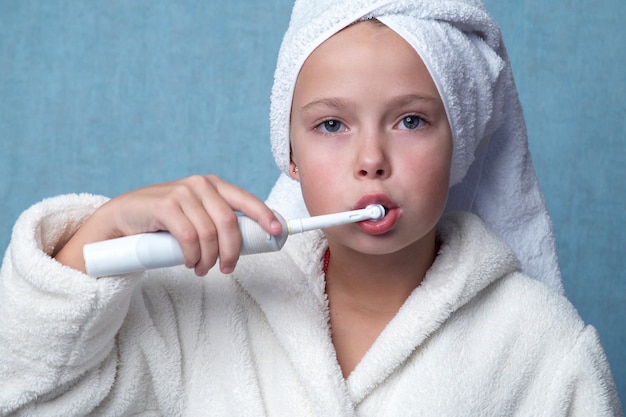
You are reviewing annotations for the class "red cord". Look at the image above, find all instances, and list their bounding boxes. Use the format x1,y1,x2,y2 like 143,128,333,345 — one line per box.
322,247,330,274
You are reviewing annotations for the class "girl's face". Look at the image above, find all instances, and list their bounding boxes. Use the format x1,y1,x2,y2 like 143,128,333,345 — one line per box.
289,21,452,257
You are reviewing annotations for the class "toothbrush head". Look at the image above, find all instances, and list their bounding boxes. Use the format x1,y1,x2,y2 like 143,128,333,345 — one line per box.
364,204,386,221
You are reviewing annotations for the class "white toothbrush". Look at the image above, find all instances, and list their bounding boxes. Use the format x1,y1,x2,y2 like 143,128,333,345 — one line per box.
83,204,385,277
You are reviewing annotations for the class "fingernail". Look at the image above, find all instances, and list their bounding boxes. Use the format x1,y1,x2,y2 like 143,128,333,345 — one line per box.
271,220,282,231
221,265,234,275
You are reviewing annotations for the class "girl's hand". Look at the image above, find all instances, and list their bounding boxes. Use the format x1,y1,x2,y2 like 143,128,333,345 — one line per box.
54,175,283,276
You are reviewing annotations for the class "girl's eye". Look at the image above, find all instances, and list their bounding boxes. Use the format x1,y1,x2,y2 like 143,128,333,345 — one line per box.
316,119,345,133
398,115,425,130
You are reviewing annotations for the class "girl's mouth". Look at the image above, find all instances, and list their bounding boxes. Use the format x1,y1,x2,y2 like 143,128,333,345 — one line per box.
353,194,399,235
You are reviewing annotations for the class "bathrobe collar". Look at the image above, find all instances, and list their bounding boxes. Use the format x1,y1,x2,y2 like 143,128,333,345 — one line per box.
233,212,520,410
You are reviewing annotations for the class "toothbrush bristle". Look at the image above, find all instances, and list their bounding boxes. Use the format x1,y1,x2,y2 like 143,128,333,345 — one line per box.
365,203,386,220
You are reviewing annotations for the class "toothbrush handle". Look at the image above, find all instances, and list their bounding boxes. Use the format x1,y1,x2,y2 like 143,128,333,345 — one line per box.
238,214,288,255
83,213,288,277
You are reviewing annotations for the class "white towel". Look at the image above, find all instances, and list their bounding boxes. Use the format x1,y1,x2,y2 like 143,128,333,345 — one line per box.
266,0,563,293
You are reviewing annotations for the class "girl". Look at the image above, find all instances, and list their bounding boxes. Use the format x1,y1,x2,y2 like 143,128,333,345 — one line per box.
1,0,621,415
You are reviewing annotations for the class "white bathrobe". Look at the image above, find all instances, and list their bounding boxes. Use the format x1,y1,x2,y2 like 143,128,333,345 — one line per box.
0,194,621,416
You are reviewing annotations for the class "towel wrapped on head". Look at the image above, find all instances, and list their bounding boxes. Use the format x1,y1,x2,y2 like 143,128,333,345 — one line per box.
266,0,563,293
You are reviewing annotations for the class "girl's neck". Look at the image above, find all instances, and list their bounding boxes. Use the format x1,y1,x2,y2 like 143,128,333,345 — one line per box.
324,231,438,378
324,231,438,315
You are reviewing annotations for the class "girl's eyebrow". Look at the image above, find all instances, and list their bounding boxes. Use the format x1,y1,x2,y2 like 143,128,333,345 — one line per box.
300,97,352,113
300,93,440,114
389,93,440,107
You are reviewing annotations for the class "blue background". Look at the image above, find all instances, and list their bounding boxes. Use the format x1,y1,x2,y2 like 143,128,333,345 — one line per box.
1,0,624,404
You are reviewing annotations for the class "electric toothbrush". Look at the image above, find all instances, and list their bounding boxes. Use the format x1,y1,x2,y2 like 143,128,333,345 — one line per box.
83,204,385,277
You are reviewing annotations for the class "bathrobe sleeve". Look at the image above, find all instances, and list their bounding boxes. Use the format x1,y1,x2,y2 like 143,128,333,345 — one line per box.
545,325,622,416
0,194,178,416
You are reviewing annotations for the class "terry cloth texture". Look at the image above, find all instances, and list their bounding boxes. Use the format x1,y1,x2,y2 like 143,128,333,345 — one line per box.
0,194,621,415
267,0,564,293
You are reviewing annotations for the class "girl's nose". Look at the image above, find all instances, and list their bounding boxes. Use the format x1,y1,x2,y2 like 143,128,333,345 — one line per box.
355,135,391,179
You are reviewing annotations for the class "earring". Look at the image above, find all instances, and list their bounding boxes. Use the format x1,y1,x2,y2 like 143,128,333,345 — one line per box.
293,166,299,174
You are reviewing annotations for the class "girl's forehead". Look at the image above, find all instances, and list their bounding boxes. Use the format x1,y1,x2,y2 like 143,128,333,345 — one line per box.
294,20,440,102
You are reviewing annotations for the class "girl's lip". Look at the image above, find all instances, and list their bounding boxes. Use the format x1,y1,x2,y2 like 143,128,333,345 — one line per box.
353,194,397,212
358,208,399,235
353,194,399,235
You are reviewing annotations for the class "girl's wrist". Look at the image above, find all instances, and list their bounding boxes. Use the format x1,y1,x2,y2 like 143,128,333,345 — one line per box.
53,207,119,274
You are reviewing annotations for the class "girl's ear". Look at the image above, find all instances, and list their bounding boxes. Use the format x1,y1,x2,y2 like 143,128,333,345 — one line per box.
289,159,300,181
